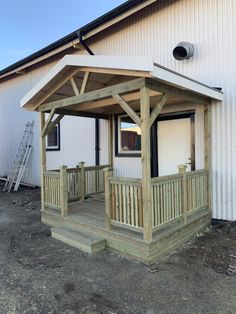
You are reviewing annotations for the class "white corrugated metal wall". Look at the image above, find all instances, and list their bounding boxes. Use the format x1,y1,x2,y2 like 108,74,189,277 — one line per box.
89,0,236,220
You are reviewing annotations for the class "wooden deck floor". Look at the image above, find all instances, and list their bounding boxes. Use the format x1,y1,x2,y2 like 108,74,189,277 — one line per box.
67,198,106,229
42,198,211,264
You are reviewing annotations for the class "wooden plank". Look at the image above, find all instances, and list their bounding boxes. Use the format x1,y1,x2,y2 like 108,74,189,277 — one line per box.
149,94,168,127
79,162,85,200
44,114,64,137
104,168,112,230
108,116,113,166
70,77,80,96
80,72,90,94
68,89,160,112
146,78,211,105
60,165,68,217
178,165,188,224
34,68,80,109
112,94,141,127
140,86,152,241
39,78,146,112
110,220,143,233
42,108,55,137
40,113,46,211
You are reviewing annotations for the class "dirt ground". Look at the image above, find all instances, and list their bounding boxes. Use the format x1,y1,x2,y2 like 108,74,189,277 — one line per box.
0,186,235,314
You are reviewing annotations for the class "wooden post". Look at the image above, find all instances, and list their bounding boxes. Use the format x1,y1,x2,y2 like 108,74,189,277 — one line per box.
103,167,112,230
79,161,85,200
178,165,187,225
60,165,68,217
204,104,212,211
39,112,46,211
140,86,152,242
108,116,113,167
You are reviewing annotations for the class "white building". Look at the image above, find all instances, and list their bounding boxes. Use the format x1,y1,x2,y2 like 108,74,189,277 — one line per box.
0,0,235,222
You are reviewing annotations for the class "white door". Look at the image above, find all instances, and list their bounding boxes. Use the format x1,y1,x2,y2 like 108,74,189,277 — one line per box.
158,118,192,176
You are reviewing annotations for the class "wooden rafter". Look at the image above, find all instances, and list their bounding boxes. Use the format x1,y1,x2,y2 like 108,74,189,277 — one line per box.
33,68,80,109
42,108,56,137
70,77,80,96
39,78,145,112
68,90,160,112
149,94,168,128
43,114,64,137
80,71,90,94
112,94,141,127
146,78,210,105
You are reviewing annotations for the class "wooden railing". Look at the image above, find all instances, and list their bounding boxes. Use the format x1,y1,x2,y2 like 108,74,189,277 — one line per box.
43,170,61,209
67,167,81,202
151,174,183,228
151,167,209,230
84,165,108,197
104,169,143,232
186,170,209,212
43,163,109,216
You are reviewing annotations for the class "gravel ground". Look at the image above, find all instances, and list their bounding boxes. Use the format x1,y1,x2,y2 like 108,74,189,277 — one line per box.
0,186,235,314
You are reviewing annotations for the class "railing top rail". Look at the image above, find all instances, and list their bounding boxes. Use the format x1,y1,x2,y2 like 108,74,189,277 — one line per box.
43,170,60,177
67,167,81,173
109,176,142,185
151,173,182,183
186,169,208,177
84,164,110,171
151,169,209,184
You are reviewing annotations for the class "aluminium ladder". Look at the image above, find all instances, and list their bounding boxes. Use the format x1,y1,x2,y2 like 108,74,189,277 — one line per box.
4,121,34,192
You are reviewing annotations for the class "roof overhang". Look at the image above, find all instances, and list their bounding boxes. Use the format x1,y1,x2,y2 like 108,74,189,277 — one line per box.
20,55,224,113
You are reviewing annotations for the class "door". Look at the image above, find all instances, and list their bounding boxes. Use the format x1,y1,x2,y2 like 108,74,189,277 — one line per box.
157,117,192,176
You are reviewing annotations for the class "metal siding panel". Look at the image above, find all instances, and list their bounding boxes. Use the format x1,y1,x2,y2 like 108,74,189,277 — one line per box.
89,0,235,220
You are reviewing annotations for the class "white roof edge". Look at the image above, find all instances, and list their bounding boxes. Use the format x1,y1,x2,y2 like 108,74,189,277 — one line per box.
20,55,154,108
21,55,224,109
151,64,224,102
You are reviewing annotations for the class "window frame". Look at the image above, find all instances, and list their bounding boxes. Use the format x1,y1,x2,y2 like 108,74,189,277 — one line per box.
115,114,141,157
46,123,61,151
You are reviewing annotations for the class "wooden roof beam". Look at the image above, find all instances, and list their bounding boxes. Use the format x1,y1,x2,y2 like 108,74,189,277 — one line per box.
149,94,168,128
112,94,141,127
145,78,210,105
32,68,80,110
39,78,146,112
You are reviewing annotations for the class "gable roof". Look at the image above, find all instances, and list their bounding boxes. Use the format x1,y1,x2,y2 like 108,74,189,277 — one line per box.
20,55,224,111
0,0,156,79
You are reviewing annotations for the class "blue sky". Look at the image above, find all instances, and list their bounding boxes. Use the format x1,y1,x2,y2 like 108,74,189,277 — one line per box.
0,0,124,70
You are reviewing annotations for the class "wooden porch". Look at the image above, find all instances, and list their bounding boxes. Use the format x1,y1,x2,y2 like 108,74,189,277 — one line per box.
20,55,223,263
41,163,210,263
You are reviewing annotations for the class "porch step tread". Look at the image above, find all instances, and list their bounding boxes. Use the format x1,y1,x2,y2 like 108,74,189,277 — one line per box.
51,226,106,254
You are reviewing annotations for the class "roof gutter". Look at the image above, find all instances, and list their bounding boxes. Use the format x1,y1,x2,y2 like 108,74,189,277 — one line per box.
77,30,94,56
0,0,156,79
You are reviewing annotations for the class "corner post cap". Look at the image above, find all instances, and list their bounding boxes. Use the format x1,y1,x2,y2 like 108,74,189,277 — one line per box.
178,164,187,174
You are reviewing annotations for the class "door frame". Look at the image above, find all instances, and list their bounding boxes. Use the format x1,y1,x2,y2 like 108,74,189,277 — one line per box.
151,110,195,177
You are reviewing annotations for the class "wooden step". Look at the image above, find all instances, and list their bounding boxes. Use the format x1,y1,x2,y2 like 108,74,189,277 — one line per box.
51,226,106,254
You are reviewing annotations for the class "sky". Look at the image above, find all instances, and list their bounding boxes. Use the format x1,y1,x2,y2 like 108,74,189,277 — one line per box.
0,0,125,70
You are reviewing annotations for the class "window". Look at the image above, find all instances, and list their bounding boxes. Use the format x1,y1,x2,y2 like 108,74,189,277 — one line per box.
46,124,60,151
116,115,141,156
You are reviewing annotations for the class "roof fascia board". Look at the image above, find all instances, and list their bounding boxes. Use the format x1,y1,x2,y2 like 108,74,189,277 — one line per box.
151,65,224,102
